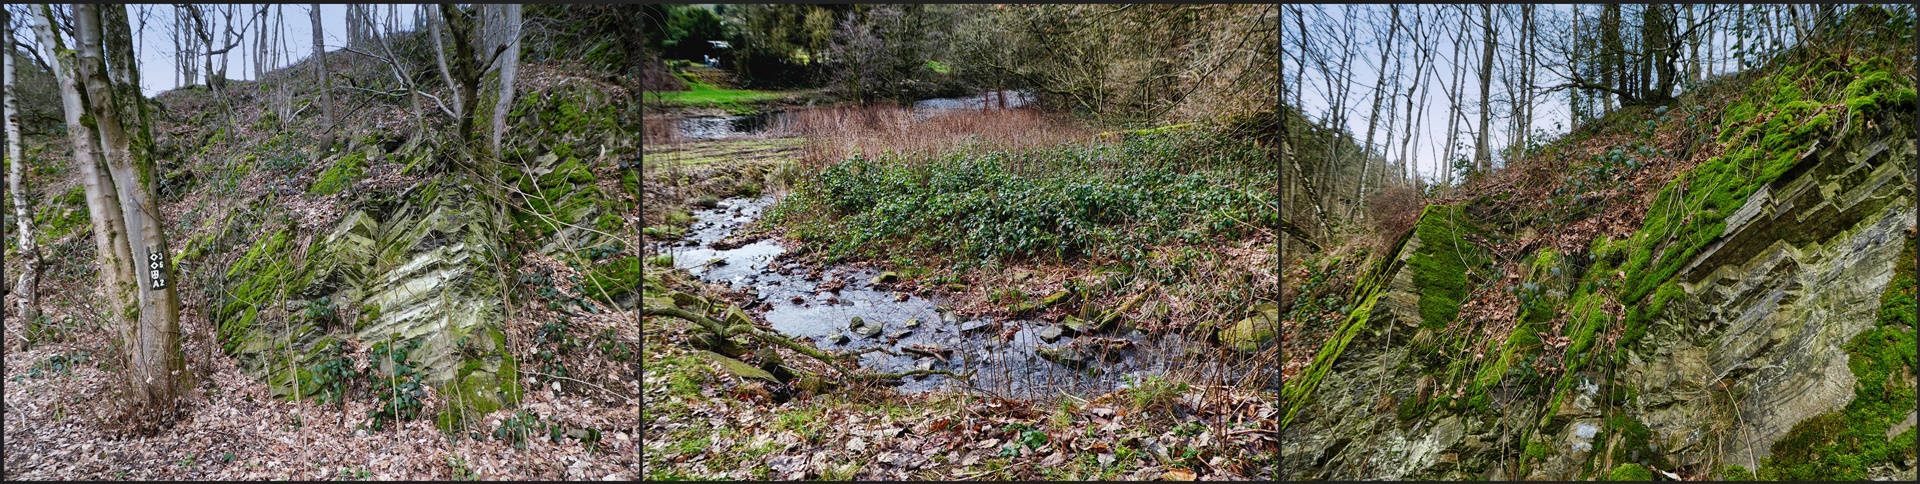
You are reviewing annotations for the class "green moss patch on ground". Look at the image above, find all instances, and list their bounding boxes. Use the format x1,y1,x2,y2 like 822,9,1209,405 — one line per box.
309,151,368,195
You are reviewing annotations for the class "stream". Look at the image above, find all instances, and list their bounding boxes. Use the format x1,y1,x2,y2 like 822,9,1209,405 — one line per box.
655,196,1249,400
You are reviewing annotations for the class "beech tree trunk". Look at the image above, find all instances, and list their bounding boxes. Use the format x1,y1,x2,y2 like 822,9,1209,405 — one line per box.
1442,7,1466,187
75,3,187,416
34,4,178,425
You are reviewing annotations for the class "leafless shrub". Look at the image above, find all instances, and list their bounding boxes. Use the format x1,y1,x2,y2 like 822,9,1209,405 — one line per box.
1368,184,1426,254
642,116,679,146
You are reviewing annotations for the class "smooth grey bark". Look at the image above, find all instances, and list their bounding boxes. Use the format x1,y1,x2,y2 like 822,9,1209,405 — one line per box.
76,3,186,414
32,3,140,408
1442,6,1466,187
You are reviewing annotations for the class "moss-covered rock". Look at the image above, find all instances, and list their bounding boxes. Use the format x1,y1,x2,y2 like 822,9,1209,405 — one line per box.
1607,463,1652,481
1219,302,1278,354
217,180,519,420
310,151,368,195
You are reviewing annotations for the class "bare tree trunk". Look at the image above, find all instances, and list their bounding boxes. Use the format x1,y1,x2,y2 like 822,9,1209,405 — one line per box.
1571,5,1583,130
1520,4,1533,152
1355,6,1400,214
1703,5,1714,78
1322,5,1357,215
487,4,522,158
1442,7,1466,187
5,8,41,340
1396,7,1429,185
1687,4,1701,86
311,3,335,152
429,4,463,121
1602,4,1621,113
1736,5,1746,72
1473,4,1495,175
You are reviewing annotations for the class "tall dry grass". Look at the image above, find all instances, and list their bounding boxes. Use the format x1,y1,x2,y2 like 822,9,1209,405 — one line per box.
641,116,681,147
769,105,1095,166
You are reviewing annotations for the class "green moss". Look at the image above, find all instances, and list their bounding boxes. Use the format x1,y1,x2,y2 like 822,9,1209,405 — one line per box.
309,152,368,195
595,213,625,233
436,342,522,434
1407,204,1486,330
583,256,640,304
218,229,294,352
539,157,596,188
1844,56,1918,125
1395,394,1424,421
621,169,640,197
1526,439,1552,460
1719,464,1755,480
1282,290,1381,430
1607,463,1652,481
1606,414,1668,471
1475,321,1541,392
1618,45,1897,309
33,185,90,245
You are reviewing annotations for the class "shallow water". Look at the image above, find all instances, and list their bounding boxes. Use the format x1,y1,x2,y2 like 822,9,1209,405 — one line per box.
675,114,776,141
655,196,1249,399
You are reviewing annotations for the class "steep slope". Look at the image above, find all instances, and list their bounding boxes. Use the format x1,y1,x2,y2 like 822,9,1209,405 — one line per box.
1282,9,1916,481
206,69,639,429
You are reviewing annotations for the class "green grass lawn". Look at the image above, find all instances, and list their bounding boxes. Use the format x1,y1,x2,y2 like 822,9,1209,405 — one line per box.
645,75,789,110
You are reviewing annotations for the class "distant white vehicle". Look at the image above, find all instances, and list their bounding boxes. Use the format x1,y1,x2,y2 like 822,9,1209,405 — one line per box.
708,40,731,50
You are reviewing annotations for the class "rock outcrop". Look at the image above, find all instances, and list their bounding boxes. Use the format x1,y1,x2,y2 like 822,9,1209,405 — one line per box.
1283,62,1916,481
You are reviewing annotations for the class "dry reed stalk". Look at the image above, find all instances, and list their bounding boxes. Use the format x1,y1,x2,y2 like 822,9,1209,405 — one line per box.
772,105,1095,166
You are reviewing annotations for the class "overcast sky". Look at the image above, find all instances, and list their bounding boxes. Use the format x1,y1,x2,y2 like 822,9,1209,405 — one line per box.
12,4,424,97
1286,4,1803,184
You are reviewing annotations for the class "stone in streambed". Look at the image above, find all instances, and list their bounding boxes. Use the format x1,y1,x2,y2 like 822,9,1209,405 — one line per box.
1061,316,1091,334
872,271,899,284
1038,325,1066,343
851,317,884,338
1038,345,1091,369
